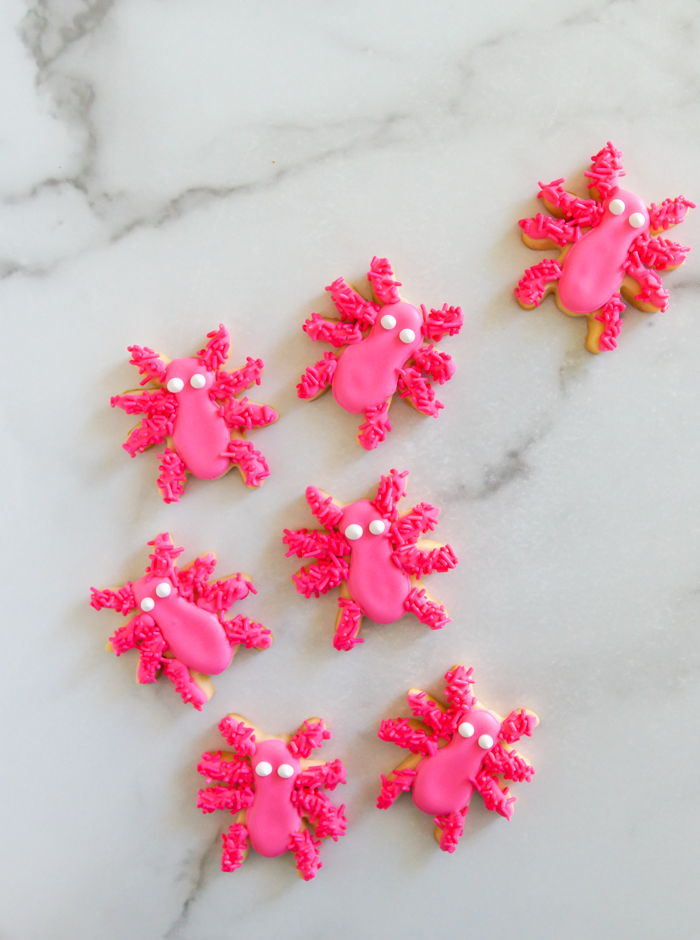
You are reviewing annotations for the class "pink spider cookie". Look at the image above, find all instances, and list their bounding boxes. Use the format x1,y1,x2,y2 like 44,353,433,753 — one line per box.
515,141,695,353
111,324,278,502
283,468,458,651
378,665,538,852
197,714,346,881
90,533,272,709
297,257,463,449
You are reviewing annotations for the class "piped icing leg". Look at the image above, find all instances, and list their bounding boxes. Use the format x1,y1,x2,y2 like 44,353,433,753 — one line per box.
622,252,670,312
590,293,626,353
222,614,273,651
297,352,339,400
161,657,211,710
288,828,322,881
221,821,250,872
221,398,278,431
223,439,270,488
397,366,442,418
404,586,450,630
377,765,418,809
514,258,562,309
434,807,468,853
157,448,187,503
333,597,363,651
358,400,391,450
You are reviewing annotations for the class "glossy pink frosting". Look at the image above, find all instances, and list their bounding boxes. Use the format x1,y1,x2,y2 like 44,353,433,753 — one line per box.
131,573,233,675
558,190,650,314
332,301,424,413
412,708,502,816
247,740,302,857
341,499,410,624
165,357,231,479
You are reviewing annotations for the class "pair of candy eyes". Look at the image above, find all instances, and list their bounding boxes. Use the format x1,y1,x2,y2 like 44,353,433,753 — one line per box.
345,519,386,540
379,315,415,344
608,199,646,228
140,581,172,611
458,722,493,749
166,374,206,394
255,762,294,778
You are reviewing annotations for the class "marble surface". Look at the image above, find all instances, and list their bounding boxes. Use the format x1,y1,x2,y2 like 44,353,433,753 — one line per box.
2,1,700,938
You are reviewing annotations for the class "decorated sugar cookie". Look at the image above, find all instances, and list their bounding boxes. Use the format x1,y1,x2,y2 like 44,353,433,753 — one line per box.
515,142,695,353
378,665,538,852
297,257,463,449
90,533,272,709
283,469,458,650
111,324,278,502
197,714,346,880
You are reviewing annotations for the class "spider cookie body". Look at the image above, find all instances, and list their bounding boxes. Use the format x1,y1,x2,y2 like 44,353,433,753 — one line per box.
284,469,458,650
90,533,272,709
298,257,462,449
112,324,278,501
378,665,538,853
515,142,694,352
197,715,346,880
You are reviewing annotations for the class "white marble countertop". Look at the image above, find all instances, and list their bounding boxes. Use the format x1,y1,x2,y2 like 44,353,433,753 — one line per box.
2,2,700,938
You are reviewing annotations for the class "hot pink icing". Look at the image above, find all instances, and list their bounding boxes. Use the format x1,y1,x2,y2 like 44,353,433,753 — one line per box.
197,716,346,879
515,142,695,352
111,325,278,501
557,190,650,314
283,469,458,649
297,258,462,449
247,740,303,857
90,533,272,708
378,665,538,853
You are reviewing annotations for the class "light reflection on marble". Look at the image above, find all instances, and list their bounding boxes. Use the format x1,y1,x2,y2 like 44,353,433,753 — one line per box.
2,1,700,937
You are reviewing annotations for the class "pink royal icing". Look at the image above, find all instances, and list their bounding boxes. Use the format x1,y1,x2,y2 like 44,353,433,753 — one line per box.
90,533,272,709
297,257,463,449
197,715,346,880
377,665,538,853
111,325,278,502
283,469,458,650
515,142,694,353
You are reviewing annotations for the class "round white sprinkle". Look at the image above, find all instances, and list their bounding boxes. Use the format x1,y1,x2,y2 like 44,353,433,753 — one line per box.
478,734,494,749
608,198,625,216
190,373,206,389
166,378,184,394
399,328,416,344
369,519,386,535
345,524,363,540
380,314,396,330
140,597,155,612
458,722,474,738
156,582,171,598
277,763,294,778
629,212,645,228
255,761,272,777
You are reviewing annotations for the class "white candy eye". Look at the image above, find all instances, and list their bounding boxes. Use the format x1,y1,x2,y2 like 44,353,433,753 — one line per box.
277,764,294,778
344,524,363,540
255,762,272,777
608,198,625,216
399,329,416,344
190,373,206,389
156,582,171,598
380,314,396,330
458,722,474,738
369,519,386,535
478,734,494,749
166,378,184,394
629,212,645,228
140,597,155,612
